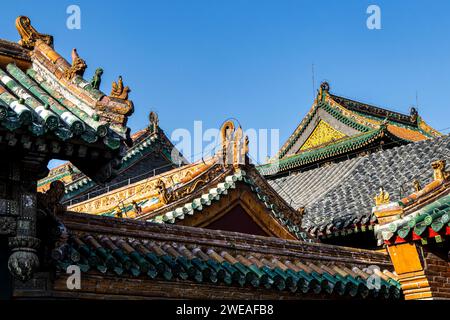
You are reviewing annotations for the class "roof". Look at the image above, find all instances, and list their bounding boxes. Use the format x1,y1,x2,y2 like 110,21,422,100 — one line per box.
63,127,178,200
259,124,414,176
66,121,313,241
268,134,450,238
374,161,450,246
0,17,134,151
68,155,310,241
68,155,214,216
272,83,440,174
38,113,184,200
49,211,402,300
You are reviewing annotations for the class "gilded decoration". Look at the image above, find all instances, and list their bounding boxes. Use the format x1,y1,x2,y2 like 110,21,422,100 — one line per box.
220,121,249,167
110,76,130,100
327,97,379,128
68,159,216,215
374,187,390,206
419,118,442,137
299,120,346,151
63,48,87,81
16,16,53,49
431,160,450,181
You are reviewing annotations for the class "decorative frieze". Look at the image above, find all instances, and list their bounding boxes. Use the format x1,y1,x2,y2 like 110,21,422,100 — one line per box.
0,216,16,235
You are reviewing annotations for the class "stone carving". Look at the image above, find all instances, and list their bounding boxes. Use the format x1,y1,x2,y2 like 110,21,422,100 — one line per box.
64,48,87,81
0,216,16,235
8,236,41,282
15,16,53,49
110,76,130,100
90,68,103,90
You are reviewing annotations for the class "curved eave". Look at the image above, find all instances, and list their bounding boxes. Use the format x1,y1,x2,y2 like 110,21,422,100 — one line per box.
259,126,409,176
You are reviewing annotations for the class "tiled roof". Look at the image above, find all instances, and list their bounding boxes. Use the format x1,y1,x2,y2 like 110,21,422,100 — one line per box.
0,39,31,63
275,86,439,167
277,100,372,159
63,133,161,196
44,125,181,201
146,169,312,242
375,185,450,245
53,212,402,299
259,125,410,176
329,94,417,126
0,38,135,150
267,135,450,237
387,125,428,142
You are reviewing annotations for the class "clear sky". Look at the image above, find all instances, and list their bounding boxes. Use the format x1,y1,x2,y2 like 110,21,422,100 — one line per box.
1,1,450,166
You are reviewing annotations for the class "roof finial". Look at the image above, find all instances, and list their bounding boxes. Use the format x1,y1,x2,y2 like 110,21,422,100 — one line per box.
219,120,248,167
320,81,330,92
413,179,422,192
15,16,53,49
318,81,330,102
410,106,418,123
149,111,159,134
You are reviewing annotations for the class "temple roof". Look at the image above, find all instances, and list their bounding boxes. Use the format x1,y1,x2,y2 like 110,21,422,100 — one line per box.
50,211,402,299
0,16,138,183
258,124,420,176
38,114,183,201
268,134,450,239
374,159,450,246
67,121,312,241
0,17,134,151
266,82,440,176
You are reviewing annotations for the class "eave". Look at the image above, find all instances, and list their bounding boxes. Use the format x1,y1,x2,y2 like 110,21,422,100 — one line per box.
259,125,411,177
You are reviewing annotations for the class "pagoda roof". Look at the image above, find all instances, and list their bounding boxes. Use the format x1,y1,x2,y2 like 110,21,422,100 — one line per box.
273,83,440,171
267,134,450,240
47,211,402,299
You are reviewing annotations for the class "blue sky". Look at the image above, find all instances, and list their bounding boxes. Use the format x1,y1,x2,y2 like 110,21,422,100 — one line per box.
1,1,450,166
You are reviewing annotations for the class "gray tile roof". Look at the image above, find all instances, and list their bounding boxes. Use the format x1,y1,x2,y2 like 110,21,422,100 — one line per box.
268,135,450,234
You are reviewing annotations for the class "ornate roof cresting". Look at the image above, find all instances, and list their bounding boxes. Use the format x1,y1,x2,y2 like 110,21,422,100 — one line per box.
110,75,130,100
220,120,249,168
149,111,159,134
15,16,53,49
431,159,450,181
90,67,103,90
374,186,390,206
64,48,87,80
